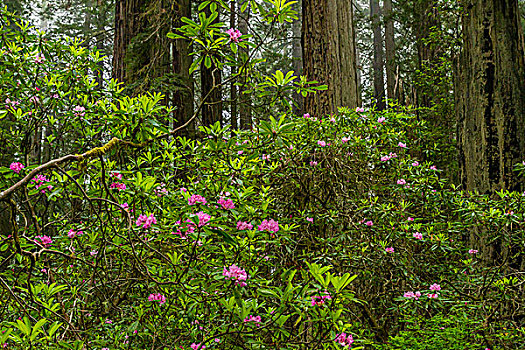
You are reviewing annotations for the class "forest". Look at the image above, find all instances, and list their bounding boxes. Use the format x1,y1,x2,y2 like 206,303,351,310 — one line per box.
0,0,524,349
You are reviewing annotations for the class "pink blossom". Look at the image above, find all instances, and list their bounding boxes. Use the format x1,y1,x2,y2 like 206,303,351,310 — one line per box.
68,229,76,239
303,113,310,119
237,221,253,230
317,140,326,147
191,343,206,350
9,162,24,174
244,315,262,326
310,161,318,166
468,249,478,255
31,174,53,193
223,264,248,286
398,142,407,148
180,187,187,193
136,214,157,229
110,172,123,180
408,217,414,221
427,293,439,299
262,154,270,160
311,293,332,306
226,28,242,43
306,217,314,223
364,220,373,226
188,194,207,205
148,293,166,305
430,165,438,170
330,117,336,123
385,247,394,253
413,232,423,240
73,105,85,117
397,179,406,185
429,283,441,291
35,235,53,247
335,332,354,348
110,182,126,191
35,53,45,63
196,211,211,227
355,107,364,112
412,161,420,167
217,197,235,210
258,219,279,233
5,98,20,108
121,203,129,210
155,183,168,197
377,117,386,123
342,137,350,143
404,291,422,300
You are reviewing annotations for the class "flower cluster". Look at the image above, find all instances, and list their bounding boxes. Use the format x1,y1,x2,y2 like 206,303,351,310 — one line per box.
136,214,157,229
413,232,423,240
317,140,326,147
403,291,422,300
188,194,207,205
380,152,398,162
148,293,166,305
35,235,53,247
258,219,279,233
9,162,24,174
223,264,248,287
226,28,242,42
73,105,85,117
244,315,262,326
155,183,168,197
385,247,394,253
217,197,235,210
311,293,332,306
110,182,126,191
196,211,211,227
31,174,53,193
237,221,253,230
190,343,206,350
335,333,354,348
172,219,195,239
67,229,83,239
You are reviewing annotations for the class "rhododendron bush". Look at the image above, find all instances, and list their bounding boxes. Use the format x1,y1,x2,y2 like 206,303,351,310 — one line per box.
1,7,524,350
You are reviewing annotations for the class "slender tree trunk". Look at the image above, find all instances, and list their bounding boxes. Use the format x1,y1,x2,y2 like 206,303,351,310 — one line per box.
238,0,252,129
230,0,238,129
302,0,360,117
172,0,194,136
201,5,222,126
384,0,396,104
370,0,386,110
292,0,303,115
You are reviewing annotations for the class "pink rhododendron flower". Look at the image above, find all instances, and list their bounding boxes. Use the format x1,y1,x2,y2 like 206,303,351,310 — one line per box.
311,293,332,306
121,202,129,210
110,172,123,180
317,140,326,147
191,343,206,350
172,219,195,239
237,221,253,230
310,161,318,166
413,232,423,240
5,98,20,108
412,161,420,167
306,217,314,223
223,264,248,286
365,220,373,226
110,182,126,191
408,217,414,221
35,235,53,247
342,137,350,143
155,183,168,197
218,197,235,210
397,179,406,185
196,211,211,227
188,194,207,205
226,28,242,42
430,165,438,170
385,247,394,253
468,249,478,255
35,53,45,63
427,293,439,299
9,162,24,174
262,154,270,160
258,219,279,233
404,291,421,300
73,105,85,117
429,283,441,291
180,187,187,193
148,293,166,305
244,315,262,326
68,229,76,239
31,174,53,193
377,117,386,123
398,142,407,148
335,332,354,348
136,214,157,229
355,107,364,112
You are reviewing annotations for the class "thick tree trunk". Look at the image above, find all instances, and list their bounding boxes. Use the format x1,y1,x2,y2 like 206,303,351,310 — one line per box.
292,0,303,116
384,0,396,104
172,0,194,136
302,0,360,117
230,0,238,129
200,5,222,126
456,0,525,193
238,0,252,130
371,0,386,110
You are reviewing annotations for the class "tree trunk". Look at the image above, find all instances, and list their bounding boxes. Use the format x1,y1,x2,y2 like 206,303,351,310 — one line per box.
456,0,525,194
172,0,194,136
292,0,303,115
370,0,386,110
238,0,252,130
302,0,360,117
230,0,238,129
200,5,222,126
384,0,396,104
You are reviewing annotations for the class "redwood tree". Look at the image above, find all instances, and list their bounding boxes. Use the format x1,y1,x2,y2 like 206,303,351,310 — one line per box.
456,0,525,193
302,0,360,117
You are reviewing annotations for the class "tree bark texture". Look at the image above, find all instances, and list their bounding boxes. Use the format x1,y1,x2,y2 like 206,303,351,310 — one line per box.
238,0,252,130
384,0,396,104
456,0,525,194
230,0,238,129
292,0,303,116
370,0,386,110
302,0,360,117
200,5,223,126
